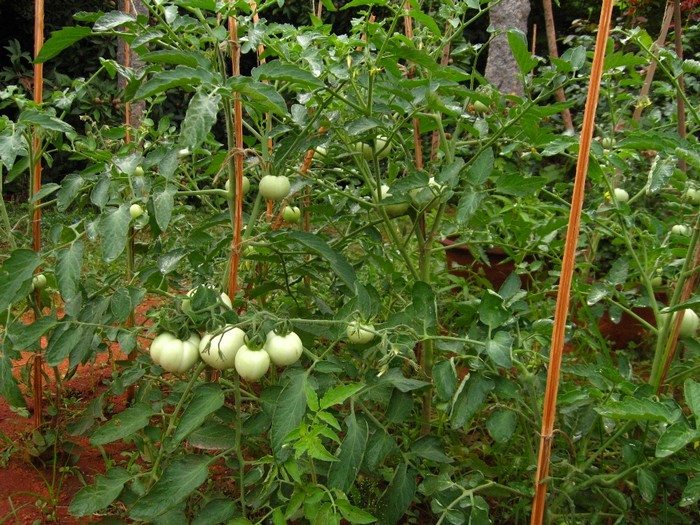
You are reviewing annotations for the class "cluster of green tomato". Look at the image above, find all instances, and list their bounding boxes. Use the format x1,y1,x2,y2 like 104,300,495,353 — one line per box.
149,327,304,381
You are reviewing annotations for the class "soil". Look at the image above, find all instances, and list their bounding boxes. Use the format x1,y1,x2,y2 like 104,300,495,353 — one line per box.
0,297,159,524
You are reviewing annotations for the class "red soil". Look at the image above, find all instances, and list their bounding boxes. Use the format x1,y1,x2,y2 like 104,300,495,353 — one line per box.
0,298,159,524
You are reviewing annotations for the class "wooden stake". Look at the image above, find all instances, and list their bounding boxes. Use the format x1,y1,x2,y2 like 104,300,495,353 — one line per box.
672,0,686,171
227,14,245,301
541,0,574,132
530,1,614,522
32,0,45,430
632,2,673,123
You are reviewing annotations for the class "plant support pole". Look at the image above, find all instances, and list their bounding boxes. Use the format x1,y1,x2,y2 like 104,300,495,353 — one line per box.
32,0,45,430
530,1,614,522
541,0,574,132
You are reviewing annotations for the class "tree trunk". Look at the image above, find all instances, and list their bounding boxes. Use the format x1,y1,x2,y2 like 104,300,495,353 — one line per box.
485,0,531,96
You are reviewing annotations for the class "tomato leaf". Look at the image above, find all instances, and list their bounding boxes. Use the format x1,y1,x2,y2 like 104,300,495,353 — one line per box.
655,422,699,458
172,383,225,447
320,383,364,409
180,91,221,150
129,455,211,520
0,352,26,408
327,413,368,492
271,371,307,460
69,468,131,517
252,61,324,89
377,463,416,525
287,231,361,294
0,249,40,311
90,402,155,445
57,240,84,317
35,26,93,63
100,204,131,263
450,374,494,429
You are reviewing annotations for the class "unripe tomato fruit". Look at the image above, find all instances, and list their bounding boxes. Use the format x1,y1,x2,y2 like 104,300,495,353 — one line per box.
314,146,328,158
376,184,409,217
130,204,144,219
679,309,699,337
199,326,246,370
31,274,47,291
283,206,301,223
134,166,145,177
601,137,615,149
225,176,250,195
346,321,375,344
355,136,391,161
613,188,629,203
472,100,489,114
685,188,700,205
259,175,291,201
671,224,690,236
182,286,232,314
264,330,303,366
150,333,200,373
235,345,271,381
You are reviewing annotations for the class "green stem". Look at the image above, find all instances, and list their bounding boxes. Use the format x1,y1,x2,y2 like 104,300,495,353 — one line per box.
150,362,206,480
234,373,246,517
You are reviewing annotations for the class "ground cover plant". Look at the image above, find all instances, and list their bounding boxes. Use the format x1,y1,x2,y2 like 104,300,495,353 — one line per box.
0,0,699,523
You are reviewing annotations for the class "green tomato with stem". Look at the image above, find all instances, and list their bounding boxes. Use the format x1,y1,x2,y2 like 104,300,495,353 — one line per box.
259,175,291,201
346,321,375,344
283,206,301,223
235,344,271,381
199,326,246,370
264,330,303,366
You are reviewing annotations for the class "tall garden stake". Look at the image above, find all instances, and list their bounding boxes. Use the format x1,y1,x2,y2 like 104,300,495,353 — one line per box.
31,0,45,430
632,2,673,123
227,14,245,302
541,0,574,132
530,1,614,522
672,0,686,171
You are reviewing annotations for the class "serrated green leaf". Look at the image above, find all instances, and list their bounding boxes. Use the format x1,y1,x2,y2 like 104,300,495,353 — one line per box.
507,29,538,74
8,315,57,350
636,468,657,503
129,455,211,520
0,353,26,408
486,331,513,369
69,468,131,517
432,360,457,402
271,371,307,460
91,402,155,445
100,205,131,263
451,374,494,429
173,383,225,446
35,26,93,63
0,249,41,311
57,241,83,317
320,383,364,409
655,422,699,458
684,379,700,420
596,398,676,423
152,186,176,232
328,413,368,492
180,92,221,150
486,409,517,443
94,10,136,31
377,463,416,525
252,61,323,89
680,476,700,507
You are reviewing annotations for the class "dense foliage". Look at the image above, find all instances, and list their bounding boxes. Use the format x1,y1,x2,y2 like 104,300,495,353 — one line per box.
0,1,698,523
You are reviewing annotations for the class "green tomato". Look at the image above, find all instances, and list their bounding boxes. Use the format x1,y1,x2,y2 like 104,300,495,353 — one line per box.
472,100,489,114
282,206,301,223
314,146,328,158
679,309,699,337
235,344,271,381
650,275,663,288
182,286,231,314
376,184,409,217
355,136,392,161
150,333,200,373
685,188,700,205
601,137,615,149
259,175,291,201
264,330,303,366
199,326,246,370
134,166,145,177
130,204,144,219
671,224,690,236
346,321,375,344
225,176,250,195
613,188,629,203
32,274,47,291
410,177,444,209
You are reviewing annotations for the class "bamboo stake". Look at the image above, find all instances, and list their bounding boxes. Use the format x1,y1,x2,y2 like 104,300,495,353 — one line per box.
632,2,674,123
531,23,537,55
530,1,615,522
672,0,686,172
227,14,245,301
541,0,574,132
430,22,453,162
123,0,137,403
32,0,45,430
403,3,423,170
